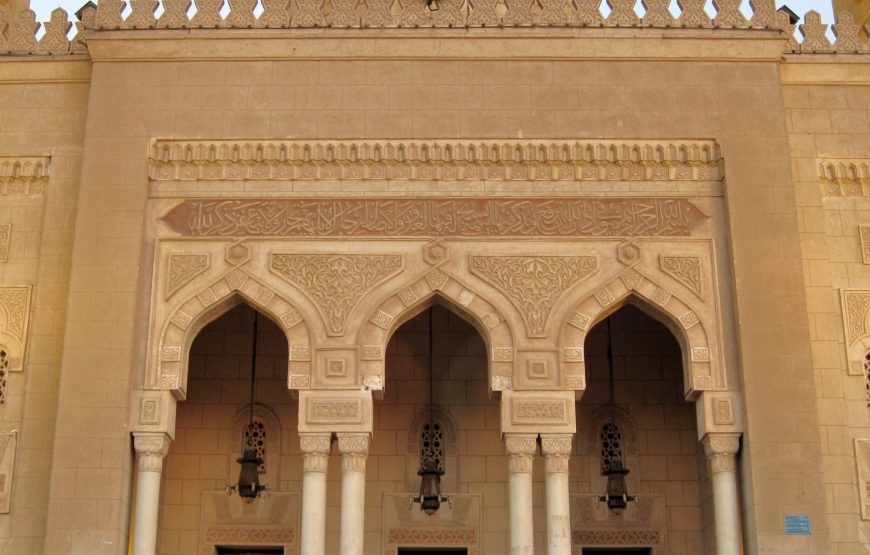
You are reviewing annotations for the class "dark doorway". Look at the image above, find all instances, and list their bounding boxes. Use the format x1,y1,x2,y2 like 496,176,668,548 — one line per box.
582,549,652,555
398,549,468,554
216,548,283,555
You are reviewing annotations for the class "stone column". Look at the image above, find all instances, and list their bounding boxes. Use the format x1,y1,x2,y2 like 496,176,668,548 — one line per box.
132,432,171,555
300,433,332,555
337,433,370,555
505,433,537,555
541,434,572,555
702,433,742,555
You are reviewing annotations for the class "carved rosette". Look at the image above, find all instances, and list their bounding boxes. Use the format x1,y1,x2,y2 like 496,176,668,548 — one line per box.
337,433,370,473
300,433,332,473
701,433,740,474
271,254,402,335
541,434,572,474
133,433,172,473
504,434,537,474
470,255,598,337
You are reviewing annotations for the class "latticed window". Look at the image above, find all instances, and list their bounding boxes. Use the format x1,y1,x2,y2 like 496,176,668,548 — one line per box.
865,353,870,407
600,421,623,473
244,420,266,473
0,350,8,405
420,422,444,472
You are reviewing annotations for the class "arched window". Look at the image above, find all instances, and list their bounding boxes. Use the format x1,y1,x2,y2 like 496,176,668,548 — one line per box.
243,420,267,473
420,421,445,473
600,421,624,473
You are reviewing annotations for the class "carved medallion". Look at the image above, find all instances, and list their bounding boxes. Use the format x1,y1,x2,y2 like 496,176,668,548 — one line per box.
470,255,598,337
162,198,707,238
271,254,402,335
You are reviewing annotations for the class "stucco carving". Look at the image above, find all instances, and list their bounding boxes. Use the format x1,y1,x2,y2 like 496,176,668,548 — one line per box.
855,439,870,520
541,434,573,474
166,254,211,297
571,494,665,547
0,157,49,195
0,286,31,373
841,290,870,376
504,433,537,474
0,432,17,513
660,255,703,298
470,255,597,337
271,253,402,336
0,224,9,263
860,225,870,265
819,158,870,197
200,490,297,551
383,493,481,553
133,432,171,473
702,433,740,474
163,197,707,238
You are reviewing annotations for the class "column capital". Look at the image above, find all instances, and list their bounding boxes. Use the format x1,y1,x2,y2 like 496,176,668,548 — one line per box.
540,433,573,474
133,432,171,473
337,432,370,473
702,432,741,474
300,432,332,473
504,433,537,474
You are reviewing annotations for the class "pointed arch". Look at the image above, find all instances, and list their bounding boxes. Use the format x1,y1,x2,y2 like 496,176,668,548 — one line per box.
559,269,719,399
356,268,516,392
150,268,311,400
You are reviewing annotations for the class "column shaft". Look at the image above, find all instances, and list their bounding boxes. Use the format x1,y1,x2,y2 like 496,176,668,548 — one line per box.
337,433,369,555
541,434,572,555
300,433,332,555
703,433,742,555
131,433,171,555
505,433,537,555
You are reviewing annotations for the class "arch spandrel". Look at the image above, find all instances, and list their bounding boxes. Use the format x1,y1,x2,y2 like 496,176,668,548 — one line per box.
356,267,517,393
558,268,723,400
148,268,311,400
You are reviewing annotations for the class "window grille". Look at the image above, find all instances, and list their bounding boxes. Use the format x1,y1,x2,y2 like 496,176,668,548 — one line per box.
244,420,266,473
865,353,870,407
420,422,444,472
0,350,8,405
600,421,623,473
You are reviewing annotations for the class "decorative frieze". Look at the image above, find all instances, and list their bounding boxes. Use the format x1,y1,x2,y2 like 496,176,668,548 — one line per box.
470,255,598,337
513,400,567,423
200,490,297,549
307,399,362,423
0,157,50,196
819,158,870,197
163,198,708,239
270,254,402,336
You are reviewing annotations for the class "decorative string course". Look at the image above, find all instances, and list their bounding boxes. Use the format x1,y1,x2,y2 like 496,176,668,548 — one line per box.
1,0,870,55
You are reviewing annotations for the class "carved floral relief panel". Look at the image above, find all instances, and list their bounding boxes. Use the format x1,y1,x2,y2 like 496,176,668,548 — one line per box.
0,286,32,373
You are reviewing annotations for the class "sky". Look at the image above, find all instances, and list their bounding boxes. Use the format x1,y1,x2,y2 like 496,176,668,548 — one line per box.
24,0,837,33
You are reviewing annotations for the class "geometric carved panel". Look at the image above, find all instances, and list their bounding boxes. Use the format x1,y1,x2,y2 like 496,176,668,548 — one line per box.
200,490,297,550
571,494,666,547
383,493,481,554
856,439,870,519
0,431,17,513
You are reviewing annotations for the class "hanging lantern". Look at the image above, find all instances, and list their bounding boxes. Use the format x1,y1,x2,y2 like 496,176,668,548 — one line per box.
415,459,448,515
598,460,635,514
235,447,266,504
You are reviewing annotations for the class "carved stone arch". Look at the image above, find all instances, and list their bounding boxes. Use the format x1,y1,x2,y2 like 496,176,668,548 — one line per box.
559,270,718,399
356,268,516,392
229,403,282,486
150,269,311,400
406,406,459,493
586,406,639,491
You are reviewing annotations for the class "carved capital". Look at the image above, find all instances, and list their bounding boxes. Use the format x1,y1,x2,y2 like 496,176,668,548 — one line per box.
702,433,740,474
540,434,573,474
300,433,332,473
505,433,537,474
133,432,172,473
337,433,370,473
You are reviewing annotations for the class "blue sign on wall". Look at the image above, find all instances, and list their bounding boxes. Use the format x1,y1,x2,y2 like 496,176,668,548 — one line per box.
784,515,811,535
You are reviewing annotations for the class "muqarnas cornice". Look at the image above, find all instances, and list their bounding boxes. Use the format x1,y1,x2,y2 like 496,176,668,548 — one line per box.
819,158,870,198
0,157,50,196
148,139,723,183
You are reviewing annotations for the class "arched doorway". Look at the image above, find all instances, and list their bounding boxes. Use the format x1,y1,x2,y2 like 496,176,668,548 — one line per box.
156,304,299,555
573,304,711,555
